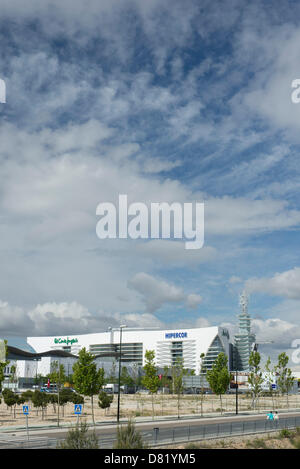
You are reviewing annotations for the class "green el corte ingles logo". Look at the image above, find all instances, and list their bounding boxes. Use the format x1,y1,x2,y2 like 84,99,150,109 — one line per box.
54,337,78,346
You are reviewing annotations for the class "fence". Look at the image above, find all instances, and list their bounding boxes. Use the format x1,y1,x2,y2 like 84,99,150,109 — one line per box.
1,415,299,448
98,415,300,448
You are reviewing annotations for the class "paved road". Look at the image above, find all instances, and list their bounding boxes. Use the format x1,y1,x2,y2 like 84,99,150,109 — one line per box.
1,411,300,448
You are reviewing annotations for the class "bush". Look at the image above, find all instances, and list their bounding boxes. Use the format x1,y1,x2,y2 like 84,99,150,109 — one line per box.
21,390,33,401
114,420,147,449
59,388,75,406
72,393,84,405
279,429,293,439
2,388,14,400
246,438,267,449
57,421,99,449
185,442,211,449
98,391,113,412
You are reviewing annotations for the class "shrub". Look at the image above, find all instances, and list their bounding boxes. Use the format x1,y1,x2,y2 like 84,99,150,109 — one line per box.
185,441,211,449
279,429,292,439
21,390,33,401
59,388,75,406
246,438,267,449
57,421,99,449
98,391,113,412
114,420,147,449
72,393,84,405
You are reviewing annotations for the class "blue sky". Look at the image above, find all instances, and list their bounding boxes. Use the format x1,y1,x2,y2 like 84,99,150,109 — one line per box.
1,0,300,365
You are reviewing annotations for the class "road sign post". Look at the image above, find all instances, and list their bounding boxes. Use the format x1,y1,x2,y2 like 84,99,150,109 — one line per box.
23,406,29,442
74,404,82,425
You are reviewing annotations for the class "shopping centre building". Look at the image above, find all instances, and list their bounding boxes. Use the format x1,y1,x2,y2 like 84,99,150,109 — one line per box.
24,325,231,378
2,292,259,387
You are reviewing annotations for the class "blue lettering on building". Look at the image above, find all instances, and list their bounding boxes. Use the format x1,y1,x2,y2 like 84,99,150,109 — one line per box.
165,332,188,339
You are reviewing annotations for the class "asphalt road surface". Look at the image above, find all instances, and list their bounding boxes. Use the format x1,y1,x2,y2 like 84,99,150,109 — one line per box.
1,411,300,449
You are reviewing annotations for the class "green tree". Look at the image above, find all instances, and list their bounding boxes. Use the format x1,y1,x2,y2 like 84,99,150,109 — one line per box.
21,390,33,403
131,363,141,393
160,366,170,391
248,351,264,410
57,421,99,449
265,357,276,410
171,357,188,419
48,361,67,387
72,392,85,405
275,352,294,408
206,352,231,414
48,393,58,413
72,348,105,425
199,352,207,417
158,366,170,416
31,390,49,420
34,373,44,388
0,340,9,392
120,366,134,387
98,390,113,415
48,360,67,426
142,350,160,420
9,364,17,390
108,361,118,384
59,388,75,416
2,389,23,419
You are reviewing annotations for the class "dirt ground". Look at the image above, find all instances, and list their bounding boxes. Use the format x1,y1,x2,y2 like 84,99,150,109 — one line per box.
0,392,300,427
164,430,300,449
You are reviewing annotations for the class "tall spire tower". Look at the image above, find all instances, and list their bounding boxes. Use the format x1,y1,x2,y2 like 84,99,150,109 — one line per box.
233,290,256,371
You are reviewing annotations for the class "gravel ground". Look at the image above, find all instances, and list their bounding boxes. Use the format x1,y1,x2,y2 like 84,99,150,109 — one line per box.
0,393,300,428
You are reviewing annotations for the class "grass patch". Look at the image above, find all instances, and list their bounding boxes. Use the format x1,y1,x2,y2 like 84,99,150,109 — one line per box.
246,437,268,449
185,441,212,449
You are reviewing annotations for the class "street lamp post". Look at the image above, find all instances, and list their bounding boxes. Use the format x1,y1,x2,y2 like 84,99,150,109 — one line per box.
235,369,238,415
117,325,127,423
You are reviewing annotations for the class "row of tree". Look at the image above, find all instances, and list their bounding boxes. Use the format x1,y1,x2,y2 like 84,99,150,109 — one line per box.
0,342,297,424
248,351,295,410
141,349,297,417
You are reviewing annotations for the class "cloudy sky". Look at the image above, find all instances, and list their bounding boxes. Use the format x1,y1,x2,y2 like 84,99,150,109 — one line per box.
1,0,300,366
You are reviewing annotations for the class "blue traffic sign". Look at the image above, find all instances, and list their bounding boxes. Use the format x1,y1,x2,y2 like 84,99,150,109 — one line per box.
23,405,29,415
74,404,82,415
271,384,277,389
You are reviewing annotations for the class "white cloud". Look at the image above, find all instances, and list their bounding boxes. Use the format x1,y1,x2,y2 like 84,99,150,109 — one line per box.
0,301,34,336
137,241,217,266
229,276,243,284
205,196,300,235
128,272,185,313
128,272,202,313
245,267,300,300
186,294,203,309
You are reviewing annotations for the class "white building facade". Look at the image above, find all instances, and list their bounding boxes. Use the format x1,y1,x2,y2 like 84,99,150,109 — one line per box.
27,325,231,377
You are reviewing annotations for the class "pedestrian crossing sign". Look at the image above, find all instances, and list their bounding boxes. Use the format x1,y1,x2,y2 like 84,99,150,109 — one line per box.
74,404,82,415
23,405,29,415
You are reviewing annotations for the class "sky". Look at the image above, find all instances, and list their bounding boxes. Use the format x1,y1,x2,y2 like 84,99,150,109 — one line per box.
1,0,300,367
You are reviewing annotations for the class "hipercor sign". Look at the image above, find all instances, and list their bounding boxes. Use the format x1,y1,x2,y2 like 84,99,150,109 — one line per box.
165,332,188,339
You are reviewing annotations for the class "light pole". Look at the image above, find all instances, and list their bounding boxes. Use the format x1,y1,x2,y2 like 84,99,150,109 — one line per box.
117,325,127,423
235,368,238,415
57,359,60,427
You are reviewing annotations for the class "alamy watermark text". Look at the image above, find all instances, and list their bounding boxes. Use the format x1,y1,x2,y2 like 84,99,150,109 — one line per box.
96,194,204,250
